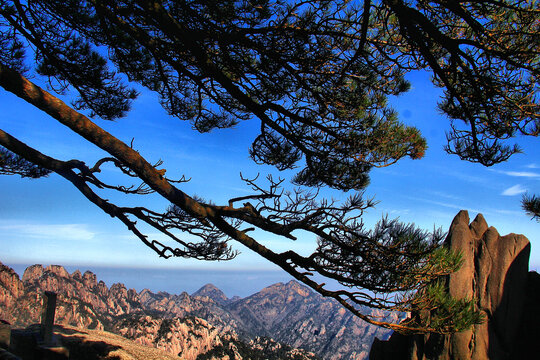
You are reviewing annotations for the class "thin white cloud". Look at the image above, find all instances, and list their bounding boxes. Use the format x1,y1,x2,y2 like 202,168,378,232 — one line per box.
0,222,95,241
494,209,524,217
425,210,456,222
426,190,463,201
501,184,527,196
389,209,411,216
505,171,540,178
404,196,486,215
445,171,487,184
526,163,539,169
493,170,540,178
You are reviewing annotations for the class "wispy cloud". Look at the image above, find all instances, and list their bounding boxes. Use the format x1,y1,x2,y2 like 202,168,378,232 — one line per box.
389,209,411,216
501,184,527,196
404,196,485,215
494,209,524,217
504,171,540,178
526,163,539,169
0,222,95,241
424,210,456,222
426,190,463,201
443,171,487,184
492,169,540,178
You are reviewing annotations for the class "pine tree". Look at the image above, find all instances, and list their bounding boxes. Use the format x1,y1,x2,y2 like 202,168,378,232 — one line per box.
0,0,537,333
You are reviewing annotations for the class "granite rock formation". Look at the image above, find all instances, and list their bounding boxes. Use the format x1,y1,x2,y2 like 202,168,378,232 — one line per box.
192,283,230,305
370,210,540,360
0,260,392,359
229,281,399,360
9,322,319,360
0,263,23,312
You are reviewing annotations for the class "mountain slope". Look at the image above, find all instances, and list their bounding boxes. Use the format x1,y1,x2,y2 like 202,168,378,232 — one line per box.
0,261,391,359
227,281,397,360
192,284,229,305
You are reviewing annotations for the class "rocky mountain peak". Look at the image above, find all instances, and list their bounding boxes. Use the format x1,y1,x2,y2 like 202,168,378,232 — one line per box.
257,280,310,299
0,261,21,283
195,283,220,292
192,283,229,305
284,280,310,296
21,264,44,282
44,265,70,278
0,261,23,305
71,269,82,280
0,258,394,360
469,212,488,238
82,270,97,288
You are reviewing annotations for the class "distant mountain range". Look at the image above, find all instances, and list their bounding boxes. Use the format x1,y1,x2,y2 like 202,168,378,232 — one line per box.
0,261,396,359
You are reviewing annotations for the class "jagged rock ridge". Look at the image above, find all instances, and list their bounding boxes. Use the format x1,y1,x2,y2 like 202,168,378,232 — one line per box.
0,261,392,359
228,281,399,360
370,210,540,360
0,262,321,359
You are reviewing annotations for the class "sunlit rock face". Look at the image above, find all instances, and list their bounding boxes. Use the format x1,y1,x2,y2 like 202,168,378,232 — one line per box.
114,315,227,360
192,283,229,305
0,262,308,359
228,280,398,360
0,259,394,359
370,210,539,360
0,261,23,310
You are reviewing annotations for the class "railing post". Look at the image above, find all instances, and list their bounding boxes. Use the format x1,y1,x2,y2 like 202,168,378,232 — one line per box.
40,291,57,345
0,320,10,349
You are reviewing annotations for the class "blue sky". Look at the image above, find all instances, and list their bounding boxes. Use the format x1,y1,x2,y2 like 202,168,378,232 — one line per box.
1,70,539,279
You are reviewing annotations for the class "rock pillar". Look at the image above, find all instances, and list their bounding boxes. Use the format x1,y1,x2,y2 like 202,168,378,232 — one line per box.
369,210,539,360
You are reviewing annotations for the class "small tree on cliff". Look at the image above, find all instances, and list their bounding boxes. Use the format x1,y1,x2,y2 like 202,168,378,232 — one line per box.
523,194,540,222
0,0,537,333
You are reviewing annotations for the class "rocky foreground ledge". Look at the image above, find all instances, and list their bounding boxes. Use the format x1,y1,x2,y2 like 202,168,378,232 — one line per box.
370,210,540,360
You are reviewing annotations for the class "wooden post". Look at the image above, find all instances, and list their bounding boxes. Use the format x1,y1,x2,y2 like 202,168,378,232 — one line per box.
0,320,10,349
40,292,57,345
